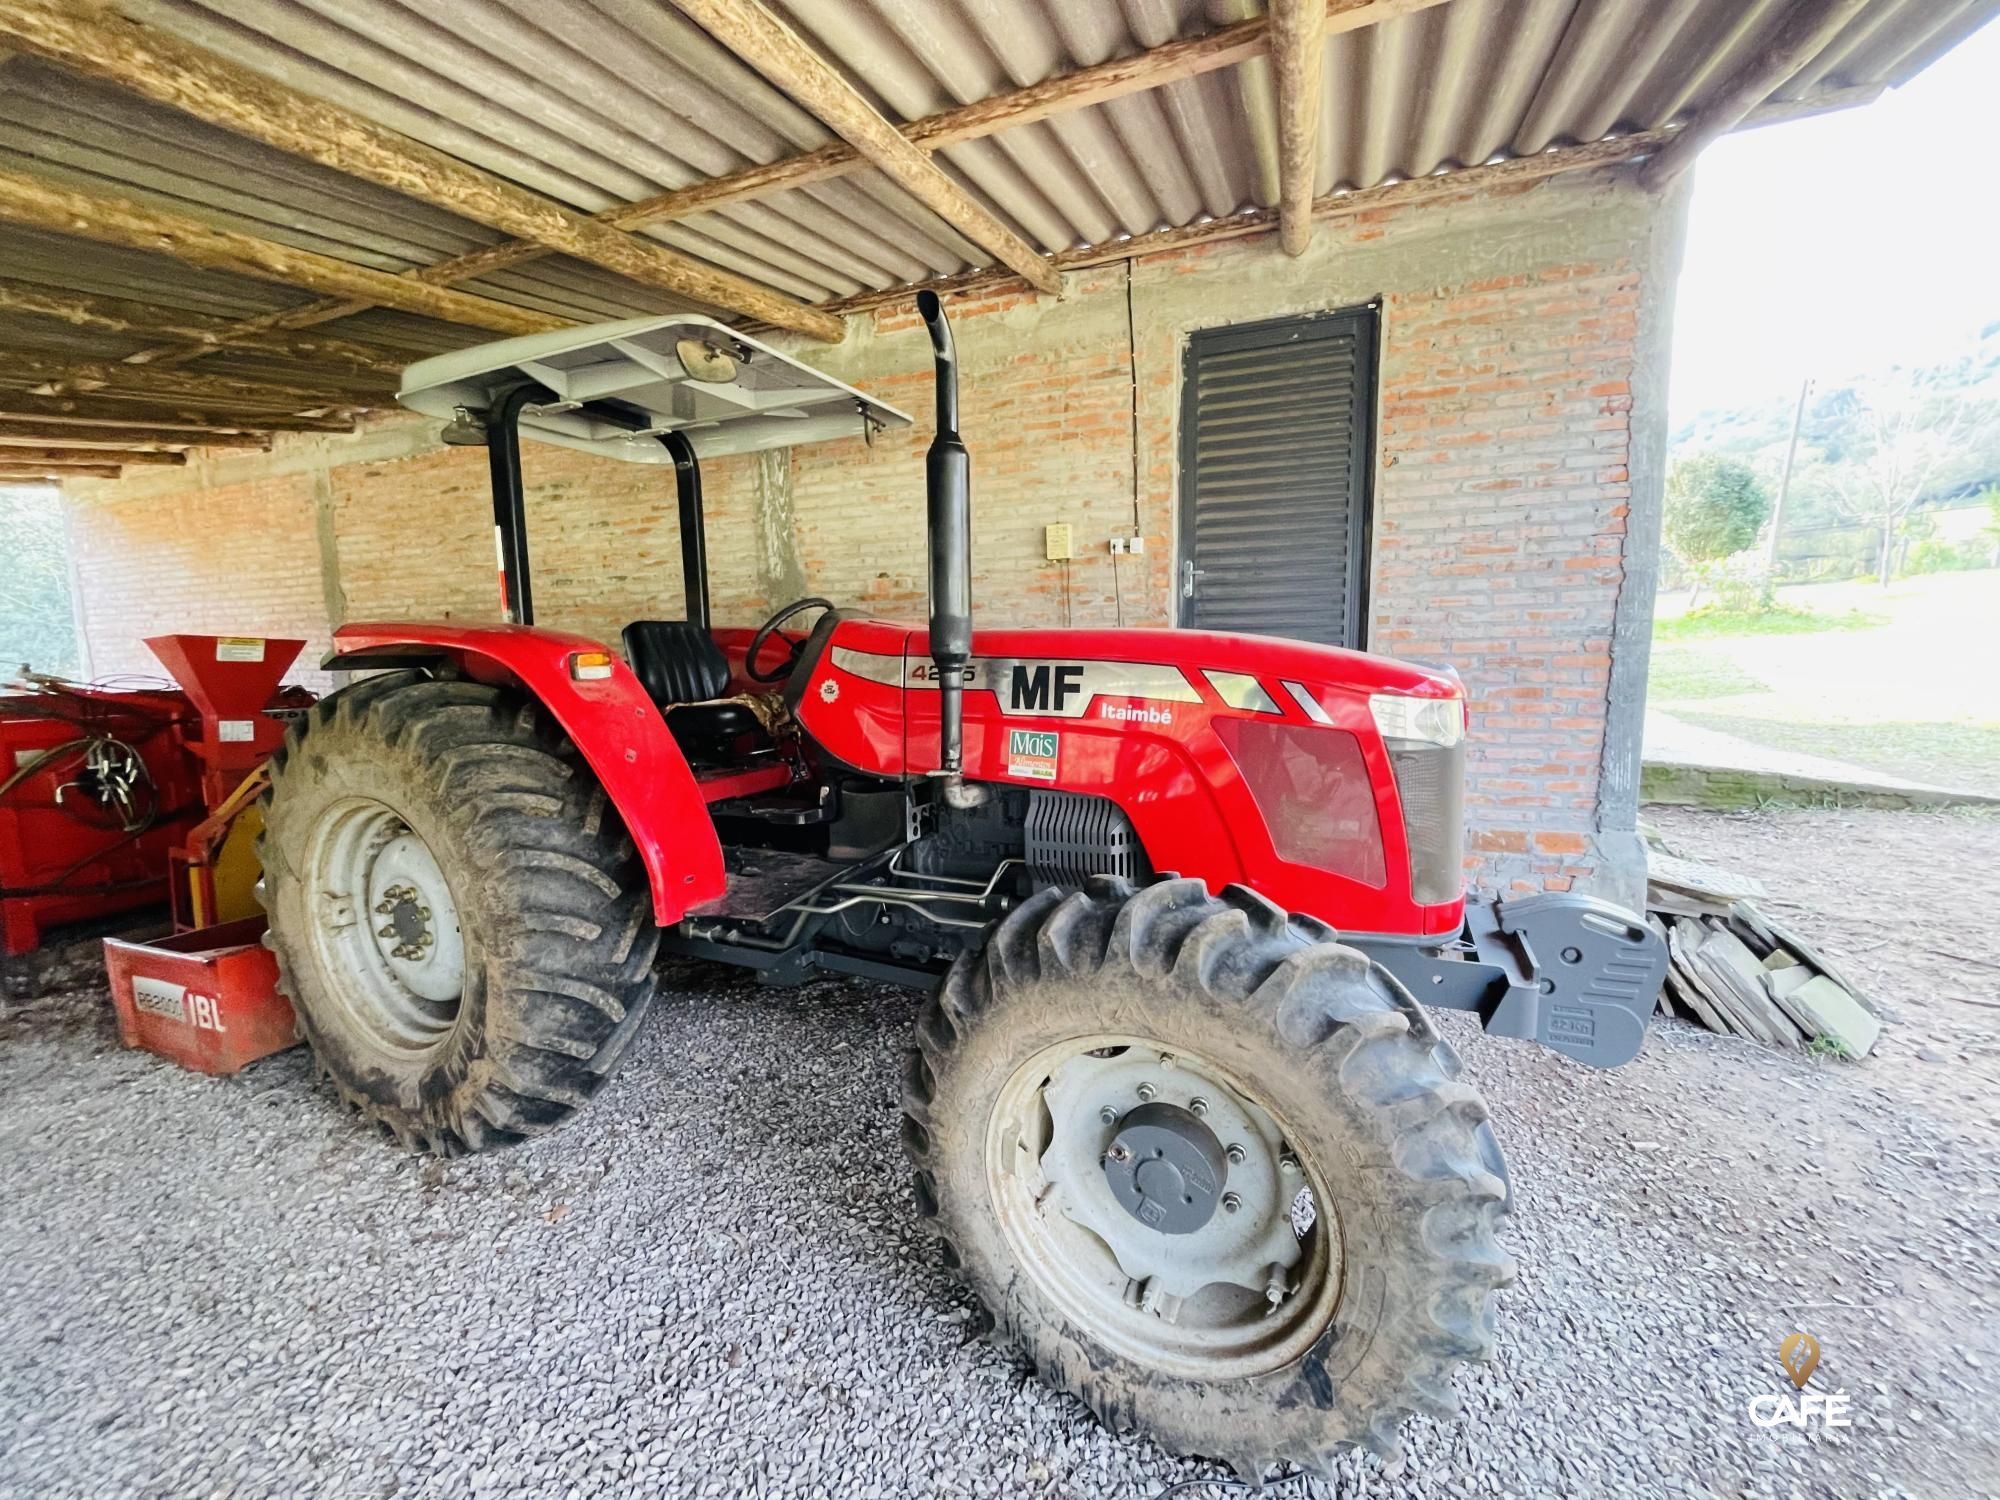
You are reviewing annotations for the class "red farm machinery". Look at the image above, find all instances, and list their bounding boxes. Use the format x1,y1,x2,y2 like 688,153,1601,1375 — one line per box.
257,296,1666,1472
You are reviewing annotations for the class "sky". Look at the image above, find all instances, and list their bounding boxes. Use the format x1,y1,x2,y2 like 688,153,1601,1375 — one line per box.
1668,16,2000,423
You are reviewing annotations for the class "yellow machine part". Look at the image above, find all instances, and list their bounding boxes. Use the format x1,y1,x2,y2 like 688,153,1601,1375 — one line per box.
206,805,264,925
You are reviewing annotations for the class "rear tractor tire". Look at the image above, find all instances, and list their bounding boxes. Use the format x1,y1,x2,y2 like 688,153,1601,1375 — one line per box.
259,672,659,1154
901,877,1514,1476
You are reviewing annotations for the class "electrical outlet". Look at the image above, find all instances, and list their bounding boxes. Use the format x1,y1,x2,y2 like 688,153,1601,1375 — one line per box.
1044,522,1073,561
1109,537,1126,555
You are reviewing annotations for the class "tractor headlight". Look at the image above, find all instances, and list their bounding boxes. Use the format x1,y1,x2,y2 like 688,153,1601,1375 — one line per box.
1370,693,1466,906
1368,693,1464,748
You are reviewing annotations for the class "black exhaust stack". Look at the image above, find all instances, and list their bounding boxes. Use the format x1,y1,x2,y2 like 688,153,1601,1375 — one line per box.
918,290,972,785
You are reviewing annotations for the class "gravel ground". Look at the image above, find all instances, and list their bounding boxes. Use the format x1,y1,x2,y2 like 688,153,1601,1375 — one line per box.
2,805,1996,1499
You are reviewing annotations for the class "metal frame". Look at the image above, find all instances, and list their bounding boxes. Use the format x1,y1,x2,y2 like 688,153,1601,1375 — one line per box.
481,389,712,632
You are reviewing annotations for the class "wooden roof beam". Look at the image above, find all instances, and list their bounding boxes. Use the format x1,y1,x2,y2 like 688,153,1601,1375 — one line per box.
669,0,1064,298
0,393,353,432
0,417,269,448
0,351,377,409
0,462,122,479
1270,0,1328,256
40,0,1449,372
0,167,561,336
1639,0,1875,190
0,276,404,372
0,444,185,466
0,0,843,342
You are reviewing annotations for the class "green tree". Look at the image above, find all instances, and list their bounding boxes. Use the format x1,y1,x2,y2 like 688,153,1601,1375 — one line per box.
1663,454,1771,606
0,484,78,676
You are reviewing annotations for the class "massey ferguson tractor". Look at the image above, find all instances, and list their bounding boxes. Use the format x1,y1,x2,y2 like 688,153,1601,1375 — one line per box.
258,294,1665,1472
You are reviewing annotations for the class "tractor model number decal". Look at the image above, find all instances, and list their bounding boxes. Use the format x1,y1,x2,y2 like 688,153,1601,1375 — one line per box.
131,976,226,1033
1007,728,1060,782
831,648,1200,720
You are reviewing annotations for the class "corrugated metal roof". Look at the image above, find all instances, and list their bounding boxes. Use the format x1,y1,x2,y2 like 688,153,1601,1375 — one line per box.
0,0,1989,440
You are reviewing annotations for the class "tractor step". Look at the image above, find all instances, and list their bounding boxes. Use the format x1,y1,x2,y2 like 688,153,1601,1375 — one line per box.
687,847,850,923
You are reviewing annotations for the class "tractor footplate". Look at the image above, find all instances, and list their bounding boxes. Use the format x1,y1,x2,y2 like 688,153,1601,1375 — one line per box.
1353,893,1666,1069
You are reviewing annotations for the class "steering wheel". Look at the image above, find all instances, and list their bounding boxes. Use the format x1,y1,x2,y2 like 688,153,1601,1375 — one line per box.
744,597,836,684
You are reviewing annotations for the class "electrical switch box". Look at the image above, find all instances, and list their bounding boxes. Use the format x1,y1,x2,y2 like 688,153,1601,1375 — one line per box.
1044,523,1073,561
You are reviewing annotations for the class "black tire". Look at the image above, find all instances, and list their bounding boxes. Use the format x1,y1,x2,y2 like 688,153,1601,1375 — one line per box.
901,876,1514,1475
259,672,659,1154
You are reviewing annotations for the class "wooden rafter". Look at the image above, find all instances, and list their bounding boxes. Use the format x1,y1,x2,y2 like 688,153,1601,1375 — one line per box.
0,444,185,466
0,168,560,336
810,85,1880,319
0,0,844,343
1270,0,1328,256
0,417,268,448
669,0,1063,297
0,352,375,409
0,462,121,479
1639,0,1875,189
0,393,353,432
37,0,1452,376
0,276,403,372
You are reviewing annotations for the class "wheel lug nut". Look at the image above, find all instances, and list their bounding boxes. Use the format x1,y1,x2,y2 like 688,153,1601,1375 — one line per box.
1221,1192,1242,1213
1188,1096,1208,1117
1280,1154,1300,1174
1225,1143,1245,1164
1098,1106,1119,1125
1136,1082,1156,1101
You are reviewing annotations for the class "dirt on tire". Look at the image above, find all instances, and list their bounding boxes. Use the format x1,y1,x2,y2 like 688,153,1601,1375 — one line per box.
259,671,659,1154
901,875,1515,1476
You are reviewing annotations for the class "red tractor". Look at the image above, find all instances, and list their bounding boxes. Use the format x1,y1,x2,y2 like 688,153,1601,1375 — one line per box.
259,295,1664,1473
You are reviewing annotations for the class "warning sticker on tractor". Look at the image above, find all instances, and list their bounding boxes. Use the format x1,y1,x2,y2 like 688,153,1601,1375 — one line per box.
215,637,265,663
217,720,255,743
1007,727,1060,782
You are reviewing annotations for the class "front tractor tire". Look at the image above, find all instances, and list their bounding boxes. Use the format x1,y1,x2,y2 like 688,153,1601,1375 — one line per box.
260,672,659,1154
902,878,1514,1475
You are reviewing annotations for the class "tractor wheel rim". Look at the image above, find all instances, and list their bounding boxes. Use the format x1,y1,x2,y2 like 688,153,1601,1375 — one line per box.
986,1036,1341,1379
305,796,465,1055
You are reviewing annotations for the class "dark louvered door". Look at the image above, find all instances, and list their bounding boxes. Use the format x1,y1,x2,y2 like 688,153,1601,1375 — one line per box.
1177,307,1377,646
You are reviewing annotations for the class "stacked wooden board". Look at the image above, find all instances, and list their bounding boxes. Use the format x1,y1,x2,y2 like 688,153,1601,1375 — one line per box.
1645,851,1882,1059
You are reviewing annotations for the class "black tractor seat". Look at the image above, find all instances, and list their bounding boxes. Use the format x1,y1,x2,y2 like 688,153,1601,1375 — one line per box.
621,620,767,764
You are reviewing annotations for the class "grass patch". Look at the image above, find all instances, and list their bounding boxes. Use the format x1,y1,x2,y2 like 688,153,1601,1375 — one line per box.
1648,644,1767,702
1654,602,1886,641
1672,712,2000,796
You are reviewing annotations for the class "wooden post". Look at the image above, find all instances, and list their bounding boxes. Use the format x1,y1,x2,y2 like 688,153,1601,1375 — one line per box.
670,0,1064,298
1639,0,1875,190
1270,0,1328,257
0,0,845,341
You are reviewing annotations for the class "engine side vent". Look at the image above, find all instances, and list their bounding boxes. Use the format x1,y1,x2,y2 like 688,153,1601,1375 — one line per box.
1024,791,1149,886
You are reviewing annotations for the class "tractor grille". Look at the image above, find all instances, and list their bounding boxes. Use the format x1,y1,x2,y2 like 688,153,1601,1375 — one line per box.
1387,741,1465,906
1024,791,1148,886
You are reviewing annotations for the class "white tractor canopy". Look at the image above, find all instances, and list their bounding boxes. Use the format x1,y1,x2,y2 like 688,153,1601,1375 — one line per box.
398,314,911,463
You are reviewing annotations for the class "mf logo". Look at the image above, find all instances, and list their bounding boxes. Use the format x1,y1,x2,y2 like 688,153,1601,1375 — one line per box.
1010,664,1085,713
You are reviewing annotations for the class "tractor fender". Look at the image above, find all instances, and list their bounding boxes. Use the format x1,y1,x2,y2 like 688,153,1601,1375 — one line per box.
326,622,726,924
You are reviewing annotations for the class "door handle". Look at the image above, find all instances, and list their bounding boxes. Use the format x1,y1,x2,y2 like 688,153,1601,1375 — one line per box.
1181,559,1206,599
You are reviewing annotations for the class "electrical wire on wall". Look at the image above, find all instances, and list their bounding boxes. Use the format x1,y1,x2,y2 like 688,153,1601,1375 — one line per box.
1061,558,1072,626
1111,548,1124,626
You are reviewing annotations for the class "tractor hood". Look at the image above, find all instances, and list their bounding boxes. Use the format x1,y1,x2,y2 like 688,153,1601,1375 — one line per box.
398,314,911,462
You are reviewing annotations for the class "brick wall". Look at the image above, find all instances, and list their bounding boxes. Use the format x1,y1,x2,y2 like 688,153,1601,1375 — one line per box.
64,472,334,685
62,162,1684,903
